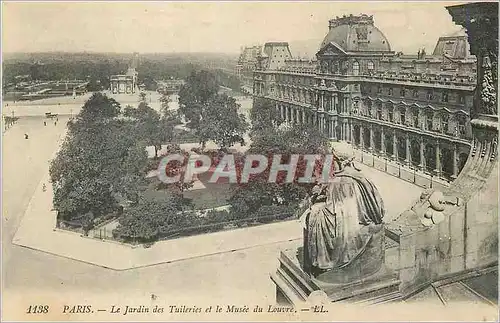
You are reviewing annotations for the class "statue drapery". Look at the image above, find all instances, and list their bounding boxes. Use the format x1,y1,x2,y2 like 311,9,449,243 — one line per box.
301,165,385,278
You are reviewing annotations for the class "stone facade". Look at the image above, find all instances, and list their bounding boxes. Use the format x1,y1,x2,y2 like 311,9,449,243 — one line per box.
110,67,138,94
236,45,262,92
253,14,477,182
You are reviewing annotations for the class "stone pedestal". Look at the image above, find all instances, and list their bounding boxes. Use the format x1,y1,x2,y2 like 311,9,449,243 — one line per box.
271,247,401,306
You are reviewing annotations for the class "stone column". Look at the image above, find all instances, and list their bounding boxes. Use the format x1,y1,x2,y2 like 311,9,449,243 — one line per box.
369,125,374,151
320,93,324,111
419,139,425,170
393,130,398,159
360,125,365,149
381,127,386,154
405,134,411,165
452,144,459,178
435,140,442,176
347,124,354,144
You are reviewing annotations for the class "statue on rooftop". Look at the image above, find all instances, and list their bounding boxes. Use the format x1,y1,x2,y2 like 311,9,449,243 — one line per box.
299,152,386,282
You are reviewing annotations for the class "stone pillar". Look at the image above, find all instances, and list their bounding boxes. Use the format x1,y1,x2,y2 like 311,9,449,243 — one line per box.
393,131,398,159
419,139,425,170
349,122,353,143
381,127,386,154
320,93,324,111
360,125,365,149
370,125,375,151
452,144,459,178
405,134,411,165
435,140,442,176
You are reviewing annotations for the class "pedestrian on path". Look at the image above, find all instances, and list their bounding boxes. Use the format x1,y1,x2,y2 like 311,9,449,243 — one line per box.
44,121,46,126
42,184,46,192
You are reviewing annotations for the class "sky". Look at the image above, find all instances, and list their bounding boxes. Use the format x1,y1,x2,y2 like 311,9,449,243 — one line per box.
2,1,472,57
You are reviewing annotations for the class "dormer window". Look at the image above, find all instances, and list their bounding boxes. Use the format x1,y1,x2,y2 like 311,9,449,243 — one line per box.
441,91,449,102
352,61,360,76
367,61,375,72
459,94,465,104
400,87,406,97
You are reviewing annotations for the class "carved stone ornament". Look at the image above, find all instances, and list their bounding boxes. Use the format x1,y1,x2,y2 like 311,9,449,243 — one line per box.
480,55,497,115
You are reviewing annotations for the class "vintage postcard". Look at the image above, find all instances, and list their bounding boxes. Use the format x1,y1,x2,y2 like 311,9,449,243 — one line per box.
1,1,498,321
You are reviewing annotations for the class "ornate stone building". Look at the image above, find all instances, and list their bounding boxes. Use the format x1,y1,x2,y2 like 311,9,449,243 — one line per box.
253,14,477,183
236,45,263,92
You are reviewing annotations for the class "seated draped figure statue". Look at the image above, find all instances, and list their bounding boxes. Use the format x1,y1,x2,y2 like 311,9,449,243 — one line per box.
300,152,386,282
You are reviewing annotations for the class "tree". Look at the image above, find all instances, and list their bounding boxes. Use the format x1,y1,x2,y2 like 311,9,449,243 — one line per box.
197,94,249,149
50,94,145,225
113,193,193,243
178,70,248,149
250,97,283,137
124,102,164,158
139,91,147,103
159,92,171,116
228,122,332,217
178,70,219,130
70,92,121,131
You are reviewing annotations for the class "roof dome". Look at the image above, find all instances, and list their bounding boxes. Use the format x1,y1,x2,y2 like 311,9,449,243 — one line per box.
319,14,391,52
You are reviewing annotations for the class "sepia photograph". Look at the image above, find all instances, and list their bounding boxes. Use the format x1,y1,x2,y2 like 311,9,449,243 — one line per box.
1,1,498,321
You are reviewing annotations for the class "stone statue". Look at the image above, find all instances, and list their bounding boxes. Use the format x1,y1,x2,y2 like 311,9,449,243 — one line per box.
299,153,386,283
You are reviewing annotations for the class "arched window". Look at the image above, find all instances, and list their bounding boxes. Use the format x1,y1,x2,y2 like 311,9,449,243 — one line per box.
387,104,394,122
400,107,406,125
367,61,375,72
441,113,449,133
426,111,434,131
352,61,360,76
457,113,467,137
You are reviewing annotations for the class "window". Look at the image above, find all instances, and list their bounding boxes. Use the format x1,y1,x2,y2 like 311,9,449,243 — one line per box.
427,90,434,100
353,101,359,114
377,86,382,94
377,105,382,120
442,91,449,102
400,87,406,97
388,88,393,96
459,94,465,104
457,114,467,137
367,61,375,72
400,107,406,125
352,61,360,76
413,113,419,128
441,113,449,133
427,112,434,130
412,89,418,98
388,105,393,122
